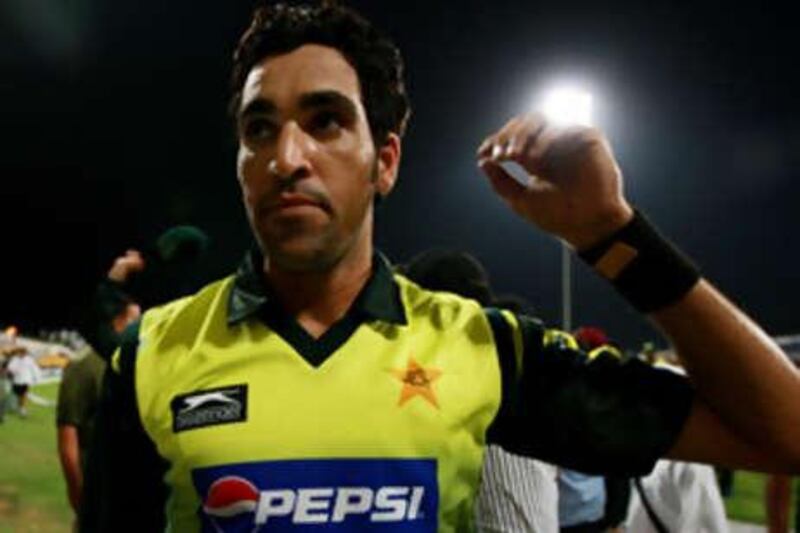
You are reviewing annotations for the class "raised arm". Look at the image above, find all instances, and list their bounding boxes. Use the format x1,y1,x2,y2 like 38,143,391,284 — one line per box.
78,250,144,361
477,113,800,471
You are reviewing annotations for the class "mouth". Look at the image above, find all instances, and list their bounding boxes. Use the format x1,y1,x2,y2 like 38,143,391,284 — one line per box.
264,193,329,215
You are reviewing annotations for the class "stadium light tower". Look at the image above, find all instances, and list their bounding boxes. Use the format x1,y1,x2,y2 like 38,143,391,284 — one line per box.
539,85,594,332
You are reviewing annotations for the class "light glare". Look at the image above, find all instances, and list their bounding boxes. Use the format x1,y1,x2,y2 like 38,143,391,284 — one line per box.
539,87,593,127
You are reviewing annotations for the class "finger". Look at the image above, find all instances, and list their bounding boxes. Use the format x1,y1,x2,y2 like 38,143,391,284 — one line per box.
506,112,547,160
524,125,602,182
511,124,564,177
478,158,527,205
491,117,524,161
477,136,504,161
547,126,605,161
477,116,523,160
476,136,493,158
508,124,558,176
480,114,550,175
477,130,502,159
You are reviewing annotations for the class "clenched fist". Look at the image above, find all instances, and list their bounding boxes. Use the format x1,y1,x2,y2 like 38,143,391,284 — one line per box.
477,112,633,250
107,249,146,283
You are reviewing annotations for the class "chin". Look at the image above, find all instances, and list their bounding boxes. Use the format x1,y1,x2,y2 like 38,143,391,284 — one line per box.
264,239,344,274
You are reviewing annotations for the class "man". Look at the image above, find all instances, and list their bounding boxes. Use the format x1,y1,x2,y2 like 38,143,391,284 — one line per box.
0,350,11,423
6,346,41,417
56,293,140,525
626,362,729,533
83,3,800,532
68,229,208,525
627,444,730,533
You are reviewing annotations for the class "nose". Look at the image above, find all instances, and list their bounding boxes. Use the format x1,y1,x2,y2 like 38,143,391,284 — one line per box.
272,121,312,181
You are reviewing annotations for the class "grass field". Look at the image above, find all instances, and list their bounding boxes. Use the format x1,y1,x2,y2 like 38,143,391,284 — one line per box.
0,382,72,533
0,382,794,531
726,469,797,526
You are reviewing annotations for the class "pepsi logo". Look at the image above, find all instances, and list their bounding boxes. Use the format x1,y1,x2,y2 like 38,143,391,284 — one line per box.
193,458,438,531
204,476,259,518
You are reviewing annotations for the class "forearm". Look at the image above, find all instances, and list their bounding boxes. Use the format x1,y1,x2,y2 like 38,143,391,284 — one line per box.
653,280,800,466
57,426,83,512
477,113,800,470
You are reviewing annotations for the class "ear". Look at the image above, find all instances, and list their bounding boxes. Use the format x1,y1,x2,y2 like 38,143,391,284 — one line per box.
375,132,401,198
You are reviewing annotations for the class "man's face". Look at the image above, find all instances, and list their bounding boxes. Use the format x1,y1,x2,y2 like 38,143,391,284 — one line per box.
236,44,400,272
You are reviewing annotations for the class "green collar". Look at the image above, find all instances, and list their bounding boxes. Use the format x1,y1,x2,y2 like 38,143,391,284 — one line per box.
227,248,407,327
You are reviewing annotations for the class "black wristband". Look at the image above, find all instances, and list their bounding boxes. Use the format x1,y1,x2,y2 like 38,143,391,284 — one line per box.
578,209,700,313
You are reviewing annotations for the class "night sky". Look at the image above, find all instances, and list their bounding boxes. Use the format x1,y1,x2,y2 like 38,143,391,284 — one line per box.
2,0,799,348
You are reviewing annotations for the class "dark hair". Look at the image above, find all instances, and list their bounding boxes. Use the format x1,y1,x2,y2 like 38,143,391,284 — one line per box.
399,249,494,306
400,249,536,313
230,2,411,148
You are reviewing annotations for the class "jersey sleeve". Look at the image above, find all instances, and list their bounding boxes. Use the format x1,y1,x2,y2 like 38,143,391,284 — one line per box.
485,308,694,476
79,320,170,532
56,363,85,427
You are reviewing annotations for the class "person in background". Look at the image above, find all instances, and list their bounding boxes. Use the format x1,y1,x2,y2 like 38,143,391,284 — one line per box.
558,327,630,533
400,249,560,533
6,346,41,418
627,359,730,533
627,457,730,533
0,350,10,423
766,474,795,533
60,227,205,528
56,292,141,527
558,469,607,532
79,225,210,361
716,466,735,498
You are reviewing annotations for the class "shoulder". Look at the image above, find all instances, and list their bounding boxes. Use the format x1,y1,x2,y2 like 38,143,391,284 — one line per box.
395,273,485,327
395,273,547,349
113,276,234,377
141,276,234,333
62,355,88,383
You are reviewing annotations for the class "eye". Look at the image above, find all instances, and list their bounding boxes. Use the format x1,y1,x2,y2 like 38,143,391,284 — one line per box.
241,117,277,144
309,111,343,137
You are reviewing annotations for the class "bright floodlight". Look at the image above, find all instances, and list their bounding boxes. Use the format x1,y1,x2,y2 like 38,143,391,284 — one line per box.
539,87,593,127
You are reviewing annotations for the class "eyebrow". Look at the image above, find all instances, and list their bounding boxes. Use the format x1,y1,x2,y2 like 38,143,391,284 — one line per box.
239,99,276,119
239,90,358,120
298,90,358,117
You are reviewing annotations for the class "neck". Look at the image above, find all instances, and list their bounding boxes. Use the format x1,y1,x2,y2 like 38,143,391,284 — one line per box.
264,242,373,339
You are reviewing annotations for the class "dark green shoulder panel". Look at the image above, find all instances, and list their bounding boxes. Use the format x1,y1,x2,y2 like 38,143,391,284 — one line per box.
112,319,141,383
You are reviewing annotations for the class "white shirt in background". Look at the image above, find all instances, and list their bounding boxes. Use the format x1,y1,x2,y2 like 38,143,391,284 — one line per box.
7,354,41,386
475,444,560,532
626,459,729,533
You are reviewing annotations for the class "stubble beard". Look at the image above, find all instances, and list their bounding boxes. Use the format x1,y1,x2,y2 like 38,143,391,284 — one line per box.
256,159,380,274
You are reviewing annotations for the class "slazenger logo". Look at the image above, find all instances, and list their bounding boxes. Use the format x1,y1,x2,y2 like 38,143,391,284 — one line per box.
193,458,438,532
170,384,248,433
